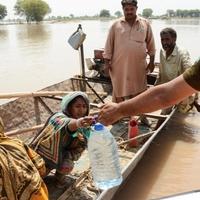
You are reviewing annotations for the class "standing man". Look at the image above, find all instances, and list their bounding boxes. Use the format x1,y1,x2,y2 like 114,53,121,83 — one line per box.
103,0,156,103
157,28,191,85
156,27,200,113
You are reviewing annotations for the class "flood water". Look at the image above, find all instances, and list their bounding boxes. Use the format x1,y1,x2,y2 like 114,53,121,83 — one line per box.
0,19,200,96
1,19,200,198
0,20,113,95
114,110,200,200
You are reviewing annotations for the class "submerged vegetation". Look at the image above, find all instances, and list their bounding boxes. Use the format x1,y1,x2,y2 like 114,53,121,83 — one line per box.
0,4,7,20
14,0,51,23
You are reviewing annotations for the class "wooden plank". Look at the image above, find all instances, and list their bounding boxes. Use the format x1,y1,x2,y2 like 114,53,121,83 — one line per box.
34,97,42,124
143,113,169,120
0,91,107,99
118,131,155,146
37,97,54,115
5,124,44,136
57,171,89,200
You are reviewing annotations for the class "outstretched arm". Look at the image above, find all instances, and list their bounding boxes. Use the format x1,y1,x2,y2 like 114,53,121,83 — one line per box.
68,116,94,131
99,75,197,125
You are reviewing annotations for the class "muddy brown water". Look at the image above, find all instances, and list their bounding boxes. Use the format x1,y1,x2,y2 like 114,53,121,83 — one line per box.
113,109,200,200
1,19,200,101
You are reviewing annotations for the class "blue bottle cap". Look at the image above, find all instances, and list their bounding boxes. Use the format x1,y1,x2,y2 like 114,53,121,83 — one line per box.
94,122,104,131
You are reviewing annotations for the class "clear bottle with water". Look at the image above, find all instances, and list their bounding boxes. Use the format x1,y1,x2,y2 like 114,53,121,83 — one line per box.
88,122,122,190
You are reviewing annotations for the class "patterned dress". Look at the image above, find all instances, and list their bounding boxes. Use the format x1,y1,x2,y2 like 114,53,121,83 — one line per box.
30,92,90,175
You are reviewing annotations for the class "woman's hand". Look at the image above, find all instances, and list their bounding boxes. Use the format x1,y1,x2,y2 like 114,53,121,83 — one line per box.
76,116,94,128
68,116,93,132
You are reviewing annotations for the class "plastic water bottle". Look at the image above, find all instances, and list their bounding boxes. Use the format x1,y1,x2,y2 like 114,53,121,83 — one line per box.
88,123,122,190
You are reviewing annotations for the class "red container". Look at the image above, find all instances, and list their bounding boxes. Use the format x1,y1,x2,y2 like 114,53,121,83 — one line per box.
128,119,139,147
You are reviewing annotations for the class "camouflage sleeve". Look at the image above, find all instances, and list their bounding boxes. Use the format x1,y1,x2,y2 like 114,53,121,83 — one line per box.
183,59,200,91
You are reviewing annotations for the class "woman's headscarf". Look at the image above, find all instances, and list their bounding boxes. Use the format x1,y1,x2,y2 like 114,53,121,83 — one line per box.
61,91,90,116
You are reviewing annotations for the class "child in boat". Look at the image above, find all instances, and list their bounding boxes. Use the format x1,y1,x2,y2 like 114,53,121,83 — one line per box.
30,91,93,188
0,118,48,199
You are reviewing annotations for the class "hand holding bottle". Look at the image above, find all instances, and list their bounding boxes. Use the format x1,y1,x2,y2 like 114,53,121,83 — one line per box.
76,116,94,128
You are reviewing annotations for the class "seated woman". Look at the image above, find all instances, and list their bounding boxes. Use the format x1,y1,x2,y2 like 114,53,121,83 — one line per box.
0,118,48,200
30,91,93,188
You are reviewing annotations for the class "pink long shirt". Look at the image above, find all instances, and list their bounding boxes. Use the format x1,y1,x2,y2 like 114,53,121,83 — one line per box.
103,16,156,98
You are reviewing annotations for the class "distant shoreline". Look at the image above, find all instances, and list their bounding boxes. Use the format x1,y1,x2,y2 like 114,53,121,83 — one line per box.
1,16,200,25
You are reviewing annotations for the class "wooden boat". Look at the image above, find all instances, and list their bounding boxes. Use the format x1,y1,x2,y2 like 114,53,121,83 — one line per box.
0,26,174,199
0,71,176,200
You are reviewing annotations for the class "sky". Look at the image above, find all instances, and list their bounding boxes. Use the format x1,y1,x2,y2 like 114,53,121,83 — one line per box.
0,0,200,18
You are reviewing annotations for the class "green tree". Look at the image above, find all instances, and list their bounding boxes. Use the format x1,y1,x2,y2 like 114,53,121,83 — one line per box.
0,4,7,20
176,9,184,18
142,8,153,18
14,0,51,22
99,9,110,17
190,9,200,17
114,11,122,18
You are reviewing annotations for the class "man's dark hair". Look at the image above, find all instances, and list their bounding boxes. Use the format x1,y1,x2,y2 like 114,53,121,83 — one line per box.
121,0,138,7
160,27,177,40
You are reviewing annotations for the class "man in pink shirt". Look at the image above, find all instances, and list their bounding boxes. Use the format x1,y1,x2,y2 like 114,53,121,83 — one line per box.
103,0,156,103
